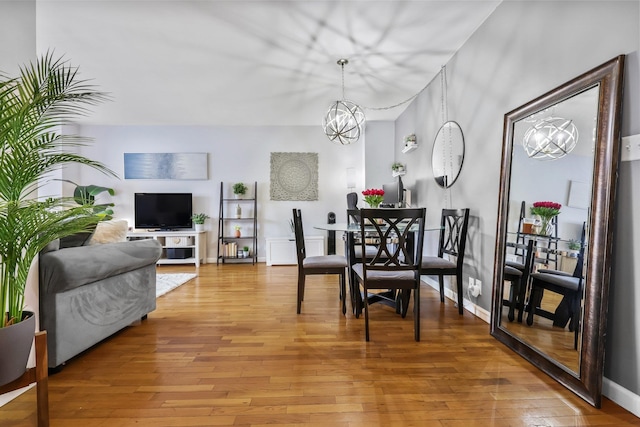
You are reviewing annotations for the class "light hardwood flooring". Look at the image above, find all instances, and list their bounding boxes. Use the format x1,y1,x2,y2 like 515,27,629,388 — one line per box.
1,263,638,426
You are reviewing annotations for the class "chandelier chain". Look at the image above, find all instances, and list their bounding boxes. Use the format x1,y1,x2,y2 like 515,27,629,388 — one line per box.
360,67,441,111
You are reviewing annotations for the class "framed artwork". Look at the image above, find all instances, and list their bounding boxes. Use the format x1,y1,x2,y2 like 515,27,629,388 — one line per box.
124,153,208,180
270,152,318,201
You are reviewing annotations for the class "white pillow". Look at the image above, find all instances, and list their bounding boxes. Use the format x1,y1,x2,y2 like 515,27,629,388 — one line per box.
89,219,129,245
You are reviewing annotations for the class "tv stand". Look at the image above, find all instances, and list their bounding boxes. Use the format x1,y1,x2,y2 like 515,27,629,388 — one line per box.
127,230,206,267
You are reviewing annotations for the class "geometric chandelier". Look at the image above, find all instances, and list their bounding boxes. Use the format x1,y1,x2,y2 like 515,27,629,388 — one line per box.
522,116,579,160
322,59,365,145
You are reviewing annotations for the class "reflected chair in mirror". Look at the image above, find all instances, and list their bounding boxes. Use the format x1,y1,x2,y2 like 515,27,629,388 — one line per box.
292,209,348,315
503,240,536,322
351,208,426,341
526,224,586,348
421,208,470,315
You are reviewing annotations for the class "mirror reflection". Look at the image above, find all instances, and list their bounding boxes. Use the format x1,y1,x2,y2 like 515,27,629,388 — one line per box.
498,85,599,374
432,121,464,188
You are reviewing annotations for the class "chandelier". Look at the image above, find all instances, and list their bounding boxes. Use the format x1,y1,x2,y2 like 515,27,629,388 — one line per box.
522,116,579,160
322,59,365,145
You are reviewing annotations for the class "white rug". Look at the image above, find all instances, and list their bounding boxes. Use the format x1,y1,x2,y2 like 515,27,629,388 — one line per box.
156,273,197,297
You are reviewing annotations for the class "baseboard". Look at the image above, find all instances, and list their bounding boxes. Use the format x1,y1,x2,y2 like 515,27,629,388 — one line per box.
603,377,640,418
420,276,490,323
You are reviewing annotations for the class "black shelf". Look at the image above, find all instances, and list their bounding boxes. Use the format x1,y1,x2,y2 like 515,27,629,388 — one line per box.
217,181,258,265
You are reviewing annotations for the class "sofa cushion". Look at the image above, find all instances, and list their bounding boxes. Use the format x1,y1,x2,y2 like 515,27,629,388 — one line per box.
89,219,129,245
39,239,162,294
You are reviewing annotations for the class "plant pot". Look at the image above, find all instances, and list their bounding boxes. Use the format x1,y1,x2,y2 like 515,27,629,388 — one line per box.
195,223,204,232
0,311,36,386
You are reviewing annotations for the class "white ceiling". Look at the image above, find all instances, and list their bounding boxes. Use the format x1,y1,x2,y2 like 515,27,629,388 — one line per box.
35,1,501,126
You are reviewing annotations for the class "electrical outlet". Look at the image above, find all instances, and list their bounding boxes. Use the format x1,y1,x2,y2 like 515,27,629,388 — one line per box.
468,277,475,288
476,279,482,296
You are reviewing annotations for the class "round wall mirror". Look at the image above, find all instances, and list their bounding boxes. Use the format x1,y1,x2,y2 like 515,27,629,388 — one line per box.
432,121,465,188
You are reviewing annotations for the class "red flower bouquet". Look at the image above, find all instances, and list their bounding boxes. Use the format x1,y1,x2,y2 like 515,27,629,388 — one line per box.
362,188,384,208
530,201,561,235
530,201,561,218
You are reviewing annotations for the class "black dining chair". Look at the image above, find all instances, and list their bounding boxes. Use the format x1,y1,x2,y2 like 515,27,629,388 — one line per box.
346,208,392,317
503,239,536,322
292,209,348,315
421,208,470,315
351,208,426,341
526,224,586,344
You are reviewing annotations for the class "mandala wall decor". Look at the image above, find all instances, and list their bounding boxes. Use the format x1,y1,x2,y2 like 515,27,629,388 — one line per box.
270,152,318,201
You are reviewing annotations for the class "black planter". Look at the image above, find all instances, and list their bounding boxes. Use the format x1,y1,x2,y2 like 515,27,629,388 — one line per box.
0,311,36,386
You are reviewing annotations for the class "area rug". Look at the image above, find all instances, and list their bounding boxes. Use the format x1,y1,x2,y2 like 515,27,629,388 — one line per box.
156,273,197,297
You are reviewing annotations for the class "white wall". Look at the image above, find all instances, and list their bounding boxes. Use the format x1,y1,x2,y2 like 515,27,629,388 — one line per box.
73,124,365,260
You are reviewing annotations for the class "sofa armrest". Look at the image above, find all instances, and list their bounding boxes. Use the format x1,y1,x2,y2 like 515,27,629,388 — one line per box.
39,239,162,294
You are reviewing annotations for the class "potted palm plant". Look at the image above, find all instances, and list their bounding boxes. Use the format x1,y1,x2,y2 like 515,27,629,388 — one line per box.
0,53,115,386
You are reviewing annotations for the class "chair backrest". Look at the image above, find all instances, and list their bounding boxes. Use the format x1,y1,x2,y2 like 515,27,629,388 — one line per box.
347,192,358,210
347,208,360,225
438,208,470,268
572,222,587,278
358,208,426,275
292,209,306,268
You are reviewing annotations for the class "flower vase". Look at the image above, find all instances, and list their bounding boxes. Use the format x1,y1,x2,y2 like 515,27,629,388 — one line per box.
536,216,553,236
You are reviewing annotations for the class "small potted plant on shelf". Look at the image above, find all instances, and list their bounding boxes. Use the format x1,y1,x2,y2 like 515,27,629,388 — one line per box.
233,182,248,198
404,134,417,148
191,213,209,231
567,239,581,258
391,162,405,175
234,225,241,238
243,246,250,258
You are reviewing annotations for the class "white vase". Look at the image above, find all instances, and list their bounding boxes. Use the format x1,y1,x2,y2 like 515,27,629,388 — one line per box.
195,223,204,232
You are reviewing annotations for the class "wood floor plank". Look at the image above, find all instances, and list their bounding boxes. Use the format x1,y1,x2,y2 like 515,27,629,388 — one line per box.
0,263,637,426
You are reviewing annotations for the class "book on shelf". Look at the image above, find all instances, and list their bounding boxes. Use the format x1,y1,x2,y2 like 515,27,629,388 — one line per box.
222,241,238,257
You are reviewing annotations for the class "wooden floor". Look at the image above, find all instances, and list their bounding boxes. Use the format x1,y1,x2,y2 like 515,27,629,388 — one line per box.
1,263,638,427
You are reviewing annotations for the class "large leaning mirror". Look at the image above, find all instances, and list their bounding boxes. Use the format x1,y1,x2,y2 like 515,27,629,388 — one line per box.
490,55,625,407
432,121,464,188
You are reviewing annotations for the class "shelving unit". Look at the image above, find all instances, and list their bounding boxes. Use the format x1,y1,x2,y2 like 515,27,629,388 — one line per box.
127,230,207,267
217,181,258,265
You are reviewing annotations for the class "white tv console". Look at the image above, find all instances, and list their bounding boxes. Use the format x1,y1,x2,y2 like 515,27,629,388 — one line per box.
127,230,207,267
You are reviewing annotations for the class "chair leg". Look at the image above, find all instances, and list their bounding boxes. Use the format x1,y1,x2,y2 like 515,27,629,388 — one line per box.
507,282,516,322
340,272,346,315
526,286,541,326
364,284,370,341
297,273,305,314
414,285,420,342
456,272,464,315
438,275,445,303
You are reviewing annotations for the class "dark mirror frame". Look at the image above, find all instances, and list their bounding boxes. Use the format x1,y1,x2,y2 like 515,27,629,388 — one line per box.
490,55,625,407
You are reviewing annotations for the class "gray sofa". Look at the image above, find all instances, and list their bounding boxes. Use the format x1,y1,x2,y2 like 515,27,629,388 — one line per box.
39,239,162,368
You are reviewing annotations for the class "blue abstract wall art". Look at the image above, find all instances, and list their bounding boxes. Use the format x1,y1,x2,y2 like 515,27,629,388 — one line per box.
124,153,208,180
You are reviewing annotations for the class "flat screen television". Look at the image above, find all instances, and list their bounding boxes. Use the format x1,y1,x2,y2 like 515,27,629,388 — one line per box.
134,193,193,230
382,176,404,207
